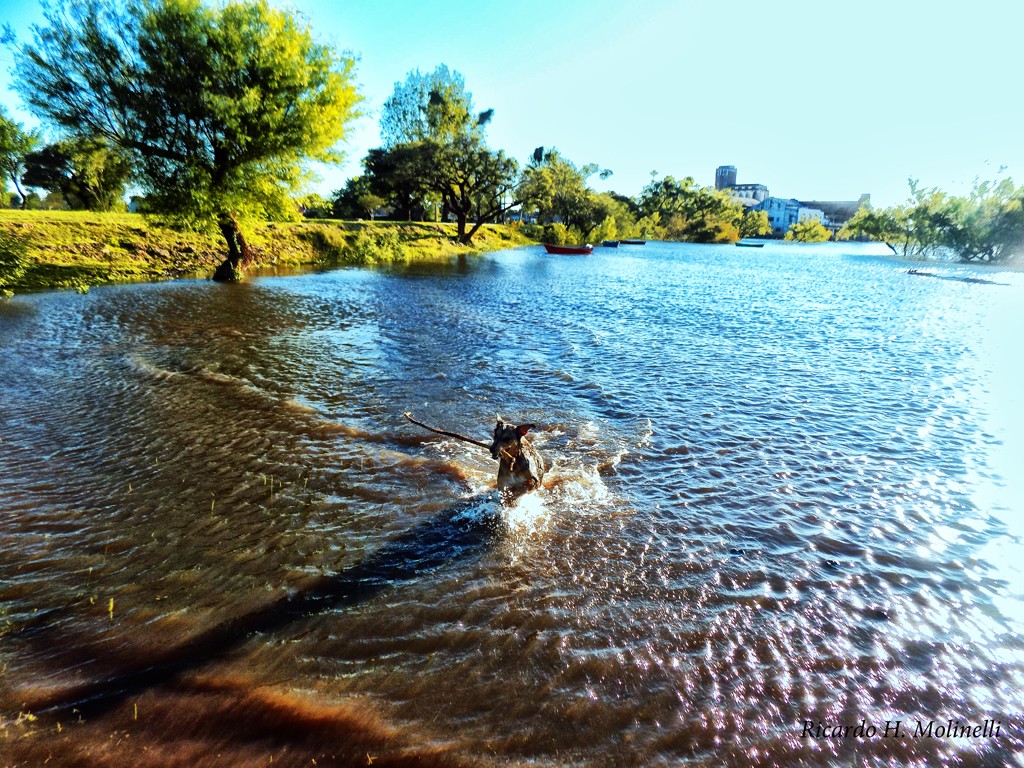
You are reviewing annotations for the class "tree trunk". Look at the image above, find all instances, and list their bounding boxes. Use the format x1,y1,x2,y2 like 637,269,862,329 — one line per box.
212,214,252,282
8,173,27,210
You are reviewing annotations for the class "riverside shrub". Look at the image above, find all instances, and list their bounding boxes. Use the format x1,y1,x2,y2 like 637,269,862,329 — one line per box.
0,230,27,296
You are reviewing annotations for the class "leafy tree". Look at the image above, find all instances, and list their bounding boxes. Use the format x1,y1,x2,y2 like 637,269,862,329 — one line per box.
368,65,519,242
740,209,771,238
785,218,831,243
22,191,45,209
929,178,1024,262
518,149,610,235
589,192,639,240
357,193,387,220
841,206,912,256
380,65,489,149
589,215,618,244
295,192,333,219
638,175,745,243
363,136,518,242
634,211,662,238
12,0,361,280
428,136,519,244
0,107,38,209
332,175,387,219
841,177,1024,262
363,143,434,221
42,191,69,209
22,135,131,210
903,181,958,256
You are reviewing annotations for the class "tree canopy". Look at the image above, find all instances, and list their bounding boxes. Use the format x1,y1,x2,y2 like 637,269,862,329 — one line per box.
785,217,830,243
519,149,598,234
331,175,386,220
429,136,519,244
12,0,361,279
380,65,490,149
637,175,755,243
363,143,434,221
22,135,131,211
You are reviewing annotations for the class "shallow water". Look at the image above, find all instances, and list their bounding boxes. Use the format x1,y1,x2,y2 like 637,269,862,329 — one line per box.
1,241,1023,766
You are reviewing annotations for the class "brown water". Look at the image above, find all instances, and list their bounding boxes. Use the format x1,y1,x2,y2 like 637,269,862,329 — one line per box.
1,242,1022,767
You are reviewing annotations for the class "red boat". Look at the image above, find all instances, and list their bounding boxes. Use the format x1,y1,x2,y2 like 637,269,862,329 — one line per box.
544,243,593,255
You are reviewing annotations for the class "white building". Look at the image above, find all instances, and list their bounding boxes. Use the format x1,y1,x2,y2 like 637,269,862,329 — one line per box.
756,197,825,237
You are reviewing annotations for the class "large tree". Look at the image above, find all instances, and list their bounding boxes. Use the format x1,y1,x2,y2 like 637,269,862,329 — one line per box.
363,137,518,243
366,66,514,242
0,107,38,209
12,0,361,280
429,136,519,244
740,209,771,238
841,206,913,256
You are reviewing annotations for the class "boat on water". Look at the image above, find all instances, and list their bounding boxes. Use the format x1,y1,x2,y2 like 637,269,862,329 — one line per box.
544,243,593,255
620,239,646,245
735,241,766,248
602,240,619,248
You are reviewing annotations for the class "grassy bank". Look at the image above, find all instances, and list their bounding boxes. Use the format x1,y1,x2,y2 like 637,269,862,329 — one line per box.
0,210,534,294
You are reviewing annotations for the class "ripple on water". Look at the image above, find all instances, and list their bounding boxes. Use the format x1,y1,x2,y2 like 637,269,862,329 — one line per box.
1,247,1023,765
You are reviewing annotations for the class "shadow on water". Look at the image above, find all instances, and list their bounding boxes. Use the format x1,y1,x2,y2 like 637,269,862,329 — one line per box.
906,268,1010,286
17,497,503,721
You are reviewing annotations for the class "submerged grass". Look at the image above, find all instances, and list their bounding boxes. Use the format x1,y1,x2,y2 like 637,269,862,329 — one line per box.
0,210,534,294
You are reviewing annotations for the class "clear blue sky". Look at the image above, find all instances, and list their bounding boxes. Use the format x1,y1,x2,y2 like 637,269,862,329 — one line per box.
2,0,1022,207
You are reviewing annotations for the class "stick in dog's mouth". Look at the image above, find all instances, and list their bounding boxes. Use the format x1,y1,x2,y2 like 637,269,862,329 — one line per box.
403,412,490,450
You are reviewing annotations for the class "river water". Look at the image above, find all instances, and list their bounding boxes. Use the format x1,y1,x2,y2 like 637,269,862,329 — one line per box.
1,241,1022,766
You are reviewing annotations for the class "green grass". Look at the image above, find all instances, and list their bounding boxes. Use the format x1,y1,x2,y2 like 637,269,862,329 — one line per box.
288,219,534,265
0,210,535,294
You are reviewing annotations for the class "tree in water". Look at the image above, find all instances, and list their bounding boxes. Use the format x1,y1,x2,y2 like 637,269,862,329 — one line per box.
10,0,361,281
841,177,1024,262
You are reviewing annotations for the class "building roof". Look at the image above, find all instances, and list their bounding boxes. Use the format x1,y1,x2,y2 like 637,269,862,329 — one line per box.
798,195,870,220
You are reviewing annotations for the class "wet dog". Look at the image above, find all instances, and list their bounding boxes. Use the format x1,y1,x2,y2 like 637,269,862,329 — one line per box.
489,419,546,503
403,412,546,504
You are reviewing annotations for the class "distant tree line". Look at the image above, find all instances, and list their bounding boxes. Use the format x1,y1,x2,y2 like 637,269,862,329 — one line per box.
290,64,773,247
3,0,1020,273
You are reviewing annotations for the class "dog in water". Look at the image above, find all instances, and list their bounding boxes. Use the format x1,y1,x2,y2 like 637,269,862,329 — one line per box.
403,412,546,504
489,419,546,503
